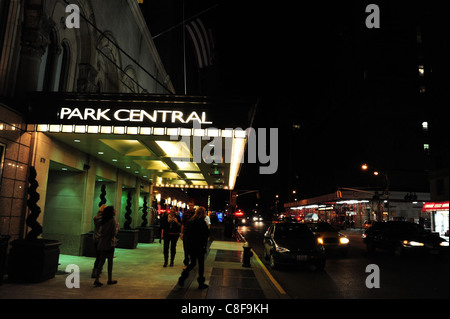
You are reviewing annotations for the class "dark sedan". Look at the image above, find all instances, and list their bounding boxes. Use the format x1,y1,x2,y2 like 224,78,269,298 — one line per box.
263,222,326,270
362,221,449,257
305,222,349,256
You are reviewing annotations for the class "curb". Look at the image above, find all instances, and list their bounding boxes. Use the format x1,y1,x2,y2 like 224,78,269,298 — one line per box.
237,229,290,299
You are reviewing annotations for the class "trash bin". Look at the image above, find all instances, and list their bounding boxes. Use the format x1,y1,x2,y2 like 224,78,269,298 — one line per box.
0,235,11,285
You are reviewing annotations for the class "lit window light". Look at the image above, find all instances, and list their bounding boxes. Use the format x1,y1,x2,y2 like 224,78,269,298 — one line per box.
418,65,425,76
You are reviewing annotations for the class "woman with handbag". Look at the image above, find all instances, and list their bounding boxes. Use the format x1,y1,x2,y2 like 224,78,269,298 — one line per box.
161,207,182,267
94,206,118,287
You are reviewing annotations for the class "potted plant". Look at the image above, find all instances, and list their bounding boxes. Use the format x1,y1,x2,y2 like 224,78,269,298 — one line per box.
7,166,61,283
117,191,139,249
137,196,154,243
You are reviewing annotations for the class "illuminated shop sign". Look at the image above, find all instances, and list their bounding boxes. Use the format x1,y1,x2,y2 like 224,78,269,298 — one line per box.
58,107,213,125
422,201,449,212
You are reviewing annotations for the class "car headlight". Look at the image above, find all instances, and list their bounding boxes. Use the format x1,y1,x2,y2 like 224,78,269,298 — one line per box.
403,240,424,247
340,237,350,244
276,246,290,253
440,241,449,247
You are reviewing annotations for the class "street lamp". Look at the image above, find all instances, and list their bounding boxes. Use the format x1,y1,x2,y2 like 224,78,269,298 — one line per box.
361,164,390,222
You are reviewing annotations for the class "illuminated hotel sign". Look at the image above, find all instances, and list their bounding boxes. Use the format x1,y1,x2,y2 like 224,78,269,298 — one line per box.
59,107,213,125
26,93,252,129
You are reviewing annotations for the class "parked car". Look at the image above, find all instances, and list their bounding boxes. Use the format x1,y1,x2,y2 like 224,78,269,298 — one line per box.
305,222,349,256
362,221,449,257
263,222,326,270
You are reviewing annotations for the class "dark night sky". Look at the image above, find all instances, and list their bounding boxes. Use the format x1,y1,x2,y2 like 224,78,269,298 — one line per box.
143,1,449,213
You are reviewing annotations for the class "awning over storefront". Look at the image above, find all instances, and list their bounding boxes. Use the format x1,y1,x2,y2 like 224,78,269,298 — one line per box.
422,201,449,212
25,93,256,190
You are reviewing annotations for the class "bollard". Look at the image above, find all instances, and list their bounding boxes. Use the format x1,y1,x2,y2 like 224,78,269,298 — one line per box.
242,242,253,267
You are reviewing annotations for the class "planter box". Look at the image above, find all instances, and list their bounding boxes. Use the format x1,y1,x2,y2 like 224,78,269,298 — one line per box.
137,227,154,243
82,232,97,257
7,239,61,283
0,235,10,285
116,229,139,249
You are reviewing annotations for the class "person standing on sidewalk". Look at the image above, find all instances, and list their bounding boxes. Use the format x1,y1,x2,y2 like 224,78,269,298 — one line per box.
180,200,196,266
91,204,107,279
178,206,210,289
160,207,182,267
94,206,118,287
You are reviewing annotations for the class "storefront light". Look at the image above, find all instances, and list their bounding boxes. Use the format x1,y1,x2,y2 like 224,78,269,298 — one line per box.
193,129,205,137
153,127,166,135
221,129,233,138
166,128,179,136
37,124,48,132
234,130,247,139
100,126,112,134
139,127,152,135
87,125,99,134
62,125,73,133
74,125,86,133
113,126,126,134
180,128,192,136
49,124,61,133
127,127,138,135
207,128,220,137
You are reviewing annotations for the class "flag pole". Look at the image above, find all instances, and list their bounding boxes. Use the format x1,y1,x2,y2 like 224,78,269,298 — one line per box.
183,0,187,95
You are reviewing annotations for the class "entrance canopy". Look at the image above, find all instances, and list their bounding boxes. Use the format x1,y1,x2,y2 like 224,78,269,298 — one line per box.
26,93,256,190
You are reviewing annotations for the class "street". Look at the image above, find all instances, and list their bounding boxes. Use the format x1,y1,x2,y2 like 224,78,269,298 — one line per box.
239,222,449,299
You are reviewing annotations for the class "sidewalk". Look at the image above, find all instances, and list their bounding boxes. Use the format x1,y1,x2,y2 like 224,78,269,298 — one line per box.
0,225,287,299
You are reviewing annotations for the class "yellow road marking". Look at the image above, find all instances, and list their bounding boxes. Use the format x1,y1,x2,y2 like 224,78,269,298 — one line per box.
251,249,287,295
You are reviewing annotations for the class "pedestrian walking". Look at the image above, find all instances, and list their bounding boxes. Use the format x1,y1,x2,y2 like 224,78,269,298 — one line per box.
91,204,107,278
94,206,118,287
180,200,196,266
177,206,210,289
161,207,181,267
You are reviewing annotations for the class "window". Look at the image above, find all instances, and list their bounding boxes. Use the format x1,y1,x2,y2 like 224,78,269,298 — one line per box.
0,0,10,62
418,65,425,76
54,42,69,91
0,142,5,191
422,121,428,132
436,179,445,196
37,34,69,92
423,143,430,155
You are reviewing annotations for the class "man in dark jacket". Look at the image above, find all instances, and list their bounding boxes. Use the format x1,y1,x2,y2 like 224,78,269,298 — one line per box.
178,206,210,289
180,200,196,266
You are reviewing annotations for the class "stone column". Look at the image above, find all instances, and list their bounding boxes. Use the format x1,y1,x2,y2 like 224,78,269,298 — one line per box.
15,2,52,95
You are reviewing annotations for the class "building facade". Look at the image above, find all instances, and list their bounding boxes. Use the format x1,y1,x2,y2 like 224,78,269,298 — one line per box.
284,189,431,230
1,0,252,257
0,0,175,255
